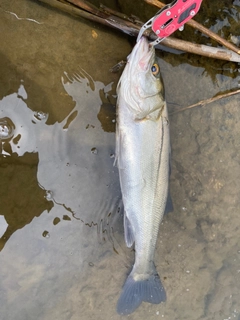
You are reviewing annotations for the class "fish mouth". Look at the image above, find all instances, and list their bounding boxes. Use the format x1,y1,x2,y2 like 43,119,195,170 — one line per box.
129,37,154,71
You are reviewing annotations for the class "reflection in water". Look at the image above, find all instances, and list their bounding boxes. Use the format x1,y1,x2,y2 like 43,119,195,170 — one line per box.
0,117,15,140
0,61,125,319
0,85,54,251
0,70,122,251
0,216,8,237
33,111,48,122
0,152,53,251
35,69,121,230
97,87,116,133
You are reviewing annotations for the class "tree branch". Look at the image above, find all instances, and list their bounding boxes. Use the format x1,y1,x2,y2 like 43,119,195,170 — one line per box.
145,0,240,54
170,89,240,115
36,0,240,62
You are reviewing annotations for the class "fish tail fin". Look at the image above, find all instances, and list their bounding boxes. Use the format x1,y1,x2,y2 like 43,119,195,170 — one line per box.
117,265,166,315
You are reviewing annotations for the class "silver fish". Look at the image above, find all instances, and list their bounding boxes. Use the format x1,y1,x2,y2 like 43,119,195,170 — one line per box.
115,36,172,315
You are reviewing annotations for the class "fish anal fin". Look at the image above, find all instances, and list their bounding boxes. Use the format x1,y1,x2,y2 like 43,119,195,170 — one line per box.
124,214,135,248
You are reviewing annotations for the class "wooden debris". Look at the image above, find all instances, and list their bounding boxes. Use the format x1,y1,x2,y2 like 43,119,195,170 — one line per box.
170,89,240,115
37,0,240,62
145,0,240,54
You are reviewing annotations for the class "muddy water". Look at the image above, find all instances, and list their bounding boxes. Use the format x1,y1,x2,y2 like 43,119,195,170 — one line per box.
0,1,240,319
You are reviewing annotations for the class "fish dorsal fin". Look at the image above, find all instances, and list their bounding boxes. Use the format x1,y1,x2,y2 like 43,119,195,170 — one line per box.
164,190,173,215
124,214,135,247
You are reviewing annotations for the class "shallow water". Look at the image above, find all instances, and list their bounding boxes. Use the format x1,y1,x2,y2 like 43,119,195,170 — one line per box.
0,0,240,319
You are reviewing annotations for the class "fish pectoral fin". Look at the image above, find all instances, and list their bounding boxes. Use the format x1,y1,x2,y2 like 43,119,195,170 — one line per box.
114,125,124,169
124,214,135,248
164,189,173,215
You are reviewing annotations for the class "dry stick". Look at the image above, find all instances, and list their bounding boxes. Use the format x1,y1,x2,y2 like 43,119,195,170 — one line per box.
65,0,142,35
99,4,144,25
100,4,131,21
69,1,240,62
37,0,141,34
37,0,240,62
38,0,107,23
65,0,107,18
170,89,240,115
161,37,240,63
145,0,240,55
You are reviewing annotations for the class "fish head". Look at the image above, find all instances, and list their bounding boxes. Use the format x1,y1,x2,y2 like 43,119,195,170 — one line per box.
117,37,165,120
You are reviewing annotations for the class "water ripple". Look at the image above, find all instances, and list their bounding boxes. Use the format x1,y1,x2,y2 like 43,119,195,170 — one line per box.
0,117,15,140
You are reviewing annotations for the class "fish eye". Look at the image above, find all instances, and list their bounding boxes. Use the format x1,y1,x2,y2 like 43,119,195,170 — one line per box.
151,63,160,76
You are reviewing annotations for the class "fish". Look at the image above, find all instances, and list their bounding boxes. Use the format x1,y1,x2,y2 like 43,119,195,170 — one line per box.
115,36,173,315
